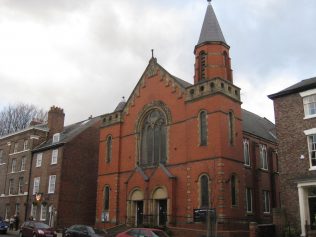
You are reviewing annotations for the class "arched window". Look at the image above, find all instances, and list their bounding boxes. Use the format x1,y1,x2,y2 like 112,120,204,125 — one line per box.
200,175,210,208
199,51,207,81
231,175,237,206
140,109,167,166
199,111,207,146
106,136,112,163
103,186,110,210
228,111,235,145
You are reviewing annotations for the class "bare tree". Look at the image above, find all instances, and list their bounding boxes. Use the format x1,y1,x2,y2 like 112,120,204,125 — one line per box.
0,103,47,136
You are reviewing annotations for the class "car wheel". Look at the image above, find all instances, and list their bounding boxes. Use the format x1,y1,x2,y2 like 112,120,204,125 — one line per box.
19,232,23,237
33,233,37,237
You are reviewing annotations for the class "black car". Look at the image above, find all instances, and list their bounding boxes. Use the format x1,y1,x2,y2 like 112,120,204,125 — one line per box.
0,219,9,234
64,225,107,237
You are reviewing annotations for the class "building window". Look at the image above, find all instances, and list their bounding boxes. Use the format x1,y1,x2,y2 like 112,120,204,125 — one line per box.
8,179,14,195
18,177,24,194
40,205,47,221
48,175,56,194
104,186,110,211
11,159,17,173
246,188,253,213
199,51,207,81
303,94,316,117
200,175,210,208
51,149,58,164
263,190,270,213
228,112,235,145
243,139,250,166
36,153,42,167
199,111,208,146
5,206,9,219
20,157,26,171
31,204,37,220
259,144,268,170
33,177,40,194
0,150,3,164
231,175,237,206
140,109,167,166
15,203,20,215
106,136,112,163
14,142,18,153
308,134,316,167
52,133,60,143
23,140,29,150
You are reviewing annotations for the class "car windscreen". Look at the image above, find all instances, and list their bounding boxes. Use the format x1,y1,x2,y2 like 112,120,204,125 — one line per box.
34,223,50,229
152,230,169,237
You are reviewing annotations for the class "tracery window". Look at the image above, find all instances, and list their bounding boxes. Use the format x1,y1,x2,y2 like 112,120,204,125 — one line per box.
140,109,167,166
200,175,210,208
199,111,207,146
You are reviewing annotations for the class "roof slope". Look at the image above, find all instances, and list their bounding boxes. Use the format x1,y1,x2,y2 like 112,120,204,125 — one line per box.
33,116,100,152
268,77,316,99
198,3,226,45
242,109,276,143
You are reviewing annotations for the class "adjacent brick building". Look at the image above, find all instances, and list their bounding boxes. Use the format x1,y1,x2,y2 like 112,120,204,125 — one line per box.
0,122,48,222
96,3,279,236
269,77,316,237
27,107,101,229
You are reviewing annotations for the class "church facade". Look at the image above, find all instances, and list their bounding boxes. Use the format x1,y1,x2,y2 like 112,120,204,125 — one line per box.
96,3,279,235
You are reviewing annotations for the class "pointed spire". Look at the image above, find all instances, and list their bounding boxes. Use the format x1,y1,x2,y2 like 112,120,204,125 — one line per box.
197,2,226,45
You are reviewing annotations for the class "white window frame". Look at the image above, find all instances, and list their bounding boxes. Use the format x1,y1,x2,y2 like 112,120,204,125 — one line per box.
14,142,18,153
0,150,3,164
51,149,58,164
259,144,268,170
48,175,56,194
18,177,24,194
300,89,316,119
33,177,40,195
8,179,13,195
23,140,29,150
263,190,270,214
40,205,47,221
5,206,9,219
246,188,253,213
305,129,316,170
243,139,250,166
11,159,17,173
15,203,20,215
20,157,26,171
36,153,43,167
52,133,60,143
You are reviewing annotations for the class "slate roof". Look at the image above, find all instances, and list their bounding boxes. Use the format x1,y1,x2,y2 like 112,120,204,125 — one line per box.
114,101,126,112
242,109,276,143
197,3,226,45
33,116,100,152
268,77,316,99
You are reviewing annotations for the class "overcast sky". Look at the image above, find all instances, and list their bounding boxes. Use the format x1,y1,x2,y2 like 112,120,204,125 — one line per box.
0,0,315,125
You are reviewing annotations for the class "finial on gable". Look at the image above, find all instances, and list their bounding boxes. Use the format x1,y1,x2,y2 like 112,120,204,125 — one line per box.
151,49,154,58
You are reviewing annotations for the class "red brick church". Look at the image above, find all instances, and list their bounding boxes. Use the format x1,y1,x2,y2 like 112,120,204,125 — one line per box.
96,2,279,236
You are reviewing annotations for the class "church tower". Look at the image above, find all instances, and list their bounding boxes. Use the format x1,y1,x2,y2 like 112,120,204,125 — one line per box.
194,2,233,84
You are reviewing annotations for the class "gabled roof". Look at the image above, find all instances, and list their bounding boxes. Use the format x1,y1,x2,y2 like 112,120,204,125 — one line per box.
268,77,316,99
197,3,226,45
33,116,100,152
242,109,276,143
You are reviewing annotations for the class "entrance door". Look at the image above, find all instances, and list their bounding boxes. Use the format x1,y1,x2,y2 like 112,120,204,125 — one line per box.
309,197,316,229
136,201,143,226
158,199,167,226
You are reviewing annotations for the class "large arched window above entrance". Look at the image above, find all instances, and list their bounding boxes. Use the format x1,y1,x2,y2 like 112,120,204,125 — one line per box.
140,109,167,167
200,174,210,208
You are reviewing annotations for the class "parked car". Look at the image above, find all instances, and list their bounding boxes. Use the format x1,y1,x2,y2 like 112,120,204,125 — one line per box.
116,228,169,237
19,221,57,237
0,219,9,234
64,225,107,237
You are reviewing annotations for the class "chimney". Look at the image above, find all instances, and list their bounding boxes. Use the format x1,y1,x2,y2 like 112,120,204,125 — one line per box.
48,106,65,138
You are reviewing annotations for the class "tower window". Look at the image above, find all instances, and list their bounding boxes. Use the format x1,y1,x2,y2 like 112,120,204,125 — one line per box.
231,174,237,206
199,51,207,81
228,111,235,145
199,111,208,146
140,109,167,166
106,136,112,163
200,175,210,208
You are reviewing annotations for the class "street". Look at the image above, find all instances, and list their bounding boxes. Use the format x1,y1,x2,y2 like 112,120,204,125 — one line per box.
0,230,19,237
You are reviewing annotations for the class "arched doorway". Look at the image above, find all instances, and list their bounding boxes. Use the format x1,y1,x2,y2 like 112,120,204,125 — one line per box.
152,187,168,226
129,189,144,226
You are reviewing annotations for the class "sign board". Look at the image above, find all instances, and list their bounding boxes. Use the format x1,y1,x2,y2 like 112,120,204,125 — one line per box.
193,208,216,223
